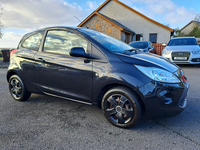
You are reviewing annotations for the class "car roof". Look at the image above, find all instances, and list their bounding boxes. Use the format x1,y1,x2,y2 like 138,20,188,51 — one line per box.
26,26,83,35
41,26,79,30
171,37,196,40
22,26,85,38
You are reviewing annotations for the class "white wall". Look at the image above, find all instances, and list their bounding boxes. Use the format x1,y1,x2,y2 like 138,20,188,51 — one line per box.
99,1,172,43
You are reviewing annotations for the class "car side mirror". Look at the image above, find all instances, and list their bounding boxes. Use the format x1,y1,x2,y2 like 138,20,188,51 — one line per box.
162,43,167,47
70,47,91,58
148,47,153,51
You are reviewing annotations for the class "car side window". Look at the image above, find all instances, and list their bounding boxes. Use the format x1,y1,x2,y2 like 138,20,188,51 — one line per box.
43,30,88,55
21,32,44,51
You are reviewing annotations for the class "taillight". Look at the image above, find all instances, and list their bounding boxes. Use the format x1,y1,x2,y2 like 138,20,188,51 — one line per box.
10,49,17,58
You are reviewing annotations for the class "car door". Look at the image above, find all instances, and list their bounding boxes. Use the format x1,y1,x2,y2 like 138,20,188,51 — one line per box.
16,31,45,90
34,29,93,103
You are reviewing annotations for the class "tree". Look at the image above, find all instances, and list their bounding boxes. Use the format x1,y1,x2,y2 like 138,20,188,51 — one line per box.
192,13,200,37
194,13,200,22
165,24,170,28
188,27,200,37
174,13,200,38
173,27,185,37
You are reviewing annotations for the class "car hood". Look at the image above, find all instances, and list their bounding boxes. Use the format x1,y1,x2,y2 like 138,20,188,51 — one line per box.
165,45,200,51
117,53,179,73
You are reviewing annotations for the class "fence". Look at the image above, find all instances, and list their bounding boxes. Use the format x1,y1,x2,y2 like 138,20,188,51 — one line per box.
152,43,165,56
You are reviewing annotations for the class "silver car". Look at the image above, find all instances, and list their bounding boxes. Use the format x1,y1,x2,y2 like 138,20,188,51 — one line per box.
162,37,200,64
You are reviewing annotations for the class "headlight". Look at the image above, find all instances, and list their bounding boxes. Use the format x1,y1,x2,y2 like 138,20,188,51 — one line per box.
192,50,200,54
162,51,171,55
135,65,180,83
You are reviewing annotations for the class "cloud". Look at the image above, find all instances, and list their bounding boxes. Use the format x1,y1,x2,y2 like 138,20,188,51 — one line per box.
1,0,89,30
86,1,98,10
0,32,24,48
165,7,196,26
131,0,159,4
0,0,104,48
128,0,196,28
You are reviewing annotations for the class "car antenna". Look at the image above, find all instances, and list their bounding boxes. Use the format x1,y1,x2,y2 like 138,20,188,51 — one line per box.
74,16,89,29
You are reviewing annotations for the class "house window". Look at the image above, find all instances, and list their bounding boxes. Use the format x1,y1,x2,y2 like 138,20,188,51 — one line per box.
136,34,143,41
149,33,157,43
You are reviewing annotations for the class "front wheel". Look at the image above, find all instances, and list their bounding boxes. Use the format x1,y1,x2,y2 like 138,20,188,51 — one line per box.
9,75,31,101
102,87,142,128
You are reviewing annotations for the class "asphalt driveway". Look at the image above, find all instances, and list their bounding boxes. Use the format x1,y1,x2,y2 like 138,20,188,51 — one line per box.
0,65,200,149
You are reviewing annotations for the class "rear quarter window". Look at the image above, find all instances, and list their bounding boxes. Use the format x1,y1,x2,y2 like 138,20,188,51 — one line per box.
21,32,44,51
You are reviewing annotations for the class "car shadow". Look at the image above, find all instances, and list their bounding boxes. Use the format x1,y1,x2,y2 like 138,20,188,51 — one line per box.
177,64,200,68
23,93,199,132
132,97,200,132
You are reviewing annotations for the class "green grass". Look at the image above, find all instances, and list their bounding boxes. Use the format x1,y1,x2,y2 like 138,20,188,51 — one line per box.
0,52,2,59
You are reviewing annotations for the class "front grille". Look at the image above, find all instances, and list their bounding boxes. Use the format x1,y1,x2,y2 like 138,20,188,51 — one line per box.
172,52,191,61
178,98,187,108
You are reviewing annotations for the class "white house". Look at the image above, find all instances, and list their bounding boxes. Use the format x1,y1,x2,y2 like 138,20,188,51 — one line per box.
180,20,200,35
78,0,174,44
180,20,200,43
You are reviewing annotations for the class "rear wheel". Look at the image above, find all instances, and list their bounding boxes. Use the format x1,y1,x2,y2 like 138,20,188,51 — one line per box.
9,75,31,101
102,86,142,128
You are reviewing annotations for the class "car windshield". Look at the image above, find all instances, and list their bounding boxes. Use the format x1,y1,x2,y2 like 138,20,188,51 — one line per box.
79,28,134,53
129,42,148,49
168,38,198,46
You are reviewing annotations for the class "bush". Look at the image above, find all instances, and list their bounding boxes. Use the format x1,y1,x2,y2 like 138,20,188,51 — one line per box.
188,27,200,37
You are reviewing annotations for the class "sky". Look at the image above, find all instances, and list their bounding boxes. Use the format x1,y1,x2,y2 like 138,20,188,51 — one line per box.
0,0,199,48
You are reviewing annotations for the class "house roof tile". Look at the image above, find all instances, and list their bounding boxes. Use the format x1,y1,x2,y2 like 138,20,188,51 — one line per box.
78,0,174,32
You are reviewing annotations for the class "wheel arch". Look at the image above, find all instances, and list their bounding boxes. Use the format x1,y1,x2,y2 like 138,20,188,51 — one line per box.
95,83,146,112
7,70,18,82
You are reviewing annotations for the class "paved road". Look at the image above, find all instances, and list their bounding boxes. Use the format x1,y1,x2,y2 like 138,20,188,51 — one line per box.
0,65,200,150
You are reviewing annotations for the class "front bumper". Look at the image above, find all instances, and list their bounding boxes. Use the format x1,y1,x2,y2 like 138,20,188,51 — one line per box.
138,80,189,119
162,52,200,64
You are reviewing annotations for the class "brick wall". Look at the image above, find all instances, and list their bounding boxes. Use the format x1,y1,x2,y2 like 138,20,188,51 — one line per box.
82,15,121,40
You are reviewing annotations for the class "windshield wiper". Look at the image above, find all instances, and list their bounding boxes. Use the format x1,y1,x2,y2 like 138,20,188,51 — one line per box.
124,49,138,54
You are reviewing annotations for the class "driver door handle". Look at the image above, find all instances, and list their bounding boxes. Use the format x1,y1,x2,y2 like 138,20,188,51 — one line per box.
37,58,45,62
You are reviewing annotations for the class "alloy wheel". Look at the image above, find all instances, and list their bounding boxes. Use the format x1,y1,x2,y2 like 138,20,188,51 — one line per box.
10,78,23,99
105,94,134,124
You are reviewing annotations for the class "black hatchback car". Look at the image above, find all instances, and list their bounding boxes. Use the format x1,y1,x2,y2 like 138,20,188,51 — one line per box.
7,27,189,128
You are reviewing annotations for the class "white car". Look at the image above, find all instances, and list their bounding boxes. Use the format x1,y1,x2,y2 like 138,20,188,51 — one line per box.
162,37,200,64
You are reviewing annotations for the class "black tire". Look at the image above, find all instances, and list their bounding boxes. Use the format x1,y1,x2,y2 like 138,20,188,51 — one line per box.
102,86,142,128
9,74,31,101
